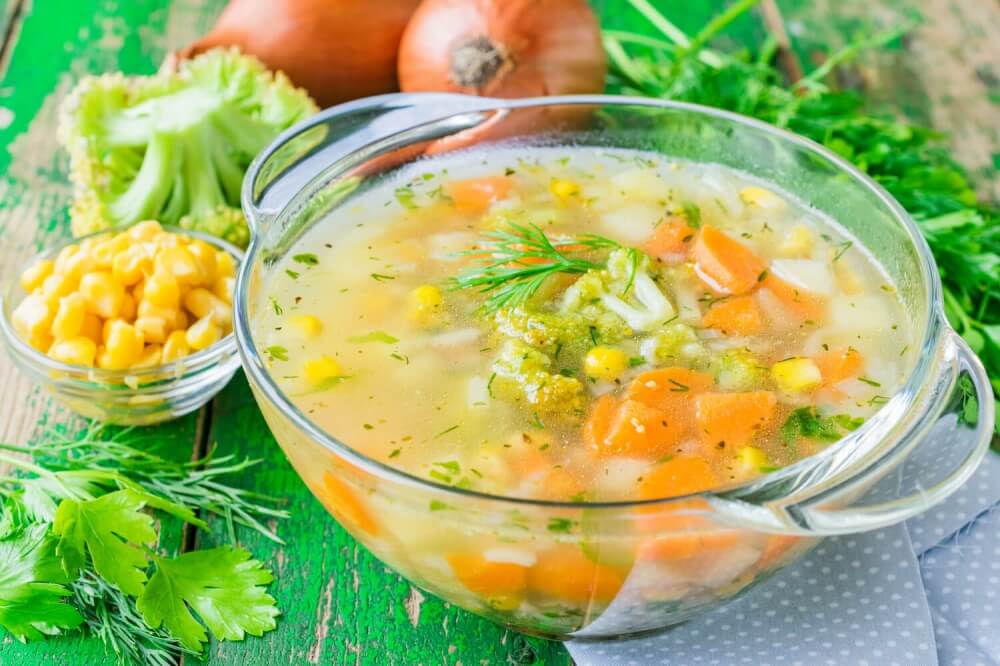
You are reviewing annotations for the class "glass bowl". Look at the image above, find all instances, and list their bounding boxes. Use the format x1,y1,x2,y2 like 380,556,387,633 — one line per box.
0,227,242,425
236,94,995,639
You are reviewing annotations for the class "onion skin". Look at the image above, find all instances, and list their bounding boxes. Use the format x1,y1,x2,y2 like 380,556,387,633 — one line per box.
398,0,606,97
182,0,421,108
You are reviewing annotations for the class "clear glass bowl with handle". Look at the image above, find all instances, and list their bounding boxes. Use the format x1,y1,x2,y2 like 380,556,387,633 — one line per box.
235,94,995,639
0,226,242,426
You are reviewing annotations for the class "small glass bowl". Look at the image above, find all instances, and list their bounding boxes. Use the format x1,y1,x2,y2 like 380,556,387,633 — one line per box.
0,227,243,425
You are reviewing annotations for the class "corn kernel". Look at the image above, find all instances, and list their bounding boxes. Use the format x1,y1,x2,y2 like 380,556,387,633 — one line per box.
40,274,76,307
174,308,189,331
27,332,53,353
97,320,144,369
127,220,162,242
135,316,168,344
212,276,235,303
133,280,145,303
739,186,786,211
549,178,580,201
53,244,79,275
771,357,822,393
303,355,342,385
289,314,322,338
137,300,181,330
153,233,181,251
91,234,131,268
215,251,237,278
408,284,443,325
584,347,628,381
155,246,200,285
185,314,220,351
61,249,96,282
182,287,217,320
48,337,97,367
112,245,153,286
52,293,87,341
79,271,124,319
80,313,102,345
188,240,218,285
162,330,190,363
144,270,181,308
102,318,117,343
737,446,770,474
778,224,814,258
20,259,54,292
11,294,53,340
133,344,163,369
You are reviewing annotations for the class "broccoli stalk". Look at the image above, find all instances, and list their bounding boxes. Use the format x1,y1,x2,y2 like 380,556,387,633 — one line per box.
59,48,317,246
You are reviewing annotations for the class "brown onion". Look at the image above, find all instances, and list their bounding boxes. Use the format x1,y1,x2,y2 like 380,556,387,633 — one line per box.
181,0,421,108
398,0,606,97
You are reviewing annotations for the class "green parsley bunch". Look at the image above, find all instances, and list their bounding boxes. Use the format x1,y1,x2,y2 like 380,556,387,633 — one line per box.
0,425,287,665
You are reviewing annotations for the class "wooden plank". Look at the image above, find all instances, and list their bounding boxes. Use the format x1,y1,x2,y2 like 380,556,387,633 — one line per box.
0,0,220,663
776,0,1000,201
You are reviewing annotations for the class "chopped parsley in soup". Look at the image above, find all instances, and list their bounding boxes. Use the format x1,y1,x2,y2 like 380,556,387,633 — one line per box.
256,147,910,502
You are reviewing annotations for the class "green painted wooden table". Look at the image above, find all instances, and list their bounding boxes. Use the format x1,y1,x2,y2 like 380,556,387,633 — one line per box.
0,1,995,664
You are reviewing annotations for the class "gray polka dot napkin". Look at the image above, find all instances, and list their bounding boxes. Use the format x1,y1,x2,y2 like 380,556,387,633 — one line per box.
568,453,1000,666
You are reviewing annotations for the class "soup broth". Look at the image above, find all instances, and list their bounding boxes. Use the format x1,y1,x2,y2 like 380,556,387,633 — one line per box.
256,147,911,503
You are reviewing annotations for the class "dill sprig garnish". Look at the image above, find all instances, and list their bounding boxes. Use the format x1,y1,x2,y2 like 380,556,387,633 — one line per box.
450,222,621,313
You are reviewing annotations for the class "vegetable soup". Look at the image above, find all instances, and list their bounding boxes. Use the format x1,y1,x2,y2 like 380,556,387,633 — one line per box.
256,147,911,503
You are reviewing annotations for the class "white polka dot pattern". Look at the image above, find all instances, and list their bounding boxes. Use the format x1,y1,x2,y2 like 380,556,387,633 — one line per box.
907,454,1000,555
920,504,1000,666
567,454,1000,665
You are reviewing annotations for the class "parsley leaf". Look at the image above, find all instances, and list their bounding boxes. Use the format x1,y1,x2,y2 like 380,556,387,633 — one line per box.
780,407,864,447
137,546,278,652
0,524,83,641
347,331,399,344
53,489,156,596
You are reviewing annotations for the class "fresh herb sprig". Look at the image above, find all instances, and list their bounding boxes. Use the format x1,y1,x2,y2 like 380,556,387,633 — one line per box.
0,425,286,664
450,222,621,313
604,0,1000,433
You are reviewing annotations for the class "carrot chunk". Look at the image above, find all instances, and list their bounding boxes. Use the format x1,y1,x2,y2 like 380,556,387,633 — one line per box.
447,176,512,212
760,273,825,321
627,367,714,409
640,528,743,562
639,456,719,500
537,468,584,501
694,391,777,452
691,225,766,295
701,295,764,336
529,546,624,605
590,399,683,458
582,394,617,452
755,535,805,570
448,552,528,597
813,347,864,385
642,217,696,258
317,472,379,536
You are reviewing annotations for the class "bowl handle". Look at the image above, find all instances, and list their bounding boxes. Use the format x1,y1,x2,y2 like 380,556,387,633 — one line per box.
240,93,501,234
775,330,995,535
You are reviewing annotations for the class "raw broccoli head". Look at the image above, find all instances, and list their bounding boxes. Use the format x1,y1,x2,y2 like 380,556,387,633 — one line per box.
492,306,591,358
59,48,318,246
492,339,585,418
561,248,675,335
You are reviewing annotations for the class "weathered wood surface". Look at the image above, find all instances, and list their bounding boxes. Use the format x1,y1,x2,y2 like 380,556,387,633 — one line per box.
0,0,995,665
